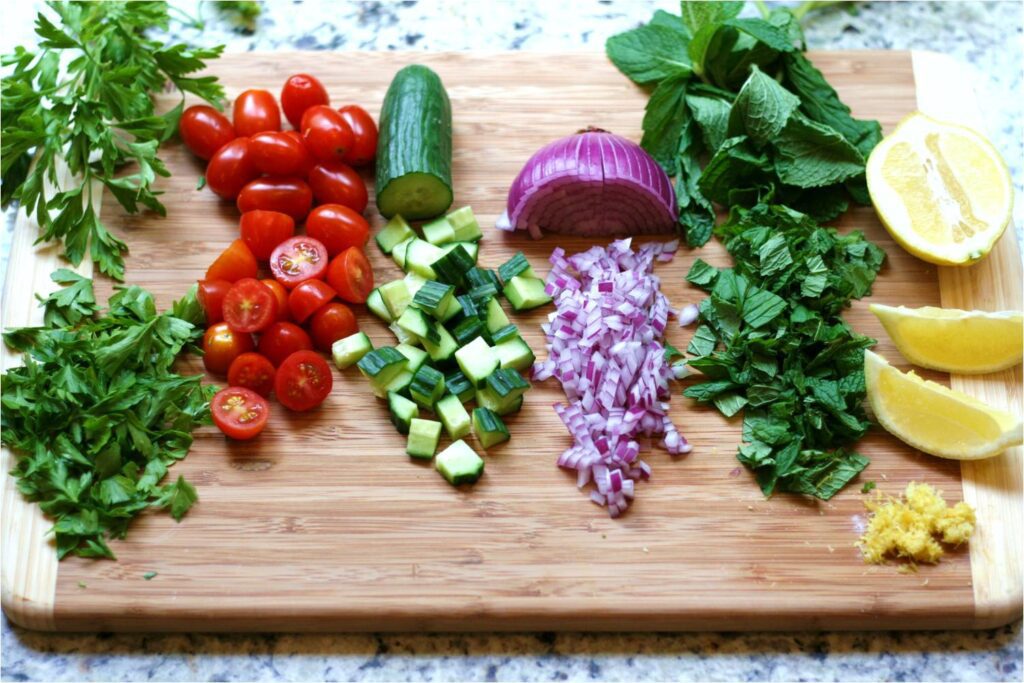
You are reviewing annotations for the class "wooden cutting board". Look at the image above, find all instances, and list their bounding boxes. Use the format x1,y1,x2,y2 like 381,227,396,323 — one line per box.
2,50,1021,632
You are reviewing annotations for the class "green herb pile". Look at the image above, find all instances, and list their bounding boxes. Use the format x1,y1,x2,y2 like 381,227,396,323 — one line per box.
1,1,225,280
606,1,881,246
1,272,213,559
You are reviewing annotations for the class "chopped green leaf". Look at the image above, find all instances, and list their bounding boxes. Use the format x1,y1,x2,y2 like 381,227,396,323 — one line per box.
143,571,158,580
861,481,877,494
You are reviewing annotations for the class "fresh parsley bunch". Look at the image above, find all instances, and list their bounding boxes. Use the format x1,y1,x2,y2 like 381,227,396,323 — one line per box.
1,1,225,280
1,272,214,559
606,1,882,246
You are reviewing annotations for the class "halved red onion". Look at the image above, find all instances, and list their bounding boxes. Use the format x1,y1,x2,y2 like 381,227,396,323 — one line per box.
536,239,690,518
499,129,677,238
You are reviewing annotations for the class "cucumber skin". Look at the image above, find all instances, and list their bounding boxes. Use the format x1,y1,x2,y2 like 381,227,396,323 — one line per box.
376,65,453,219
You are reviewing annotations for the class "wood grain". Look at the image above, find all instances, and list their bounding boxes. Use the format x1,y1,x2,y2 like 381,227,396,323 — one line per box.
0,50,1018,631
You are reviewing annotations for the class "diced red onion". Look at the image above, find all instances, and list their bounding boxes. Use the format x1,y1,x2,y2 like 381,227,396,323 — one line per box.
536,239,691,518
678,303,700,327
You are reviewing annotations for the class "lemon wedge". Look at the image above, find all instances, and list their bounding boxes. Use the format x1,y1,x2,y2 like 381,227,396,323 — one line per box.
865,112,1013,266
870,304,1023,374
864,350,1023,460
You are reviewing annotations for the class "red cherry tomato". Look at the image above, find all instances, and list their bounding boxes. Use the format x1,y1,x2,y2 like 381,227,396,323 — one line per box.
327,246,374,304
307,161,367,213
269,236,329,288
280,74,329,130
280,130,315,176
248,131,314,177
222,278,278,333
236,177,313,221
336,105,378,167
239,210,295,260
300,105,354,163
211,386,269,440
258,322,313,366
206,138,259,200
287,279,336,324
309,302,358,352
206,239,258,283
202,322,255,375
261,278,290,321
227,352,277,397
274,350,333,412
233,89,281,137
197,279,231,325
180,105,236,160
305,204,370,257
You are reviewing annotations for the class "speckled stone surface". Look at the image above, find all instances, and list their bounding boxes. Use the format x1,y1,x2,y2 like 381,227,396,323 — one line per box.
1,2,1021,681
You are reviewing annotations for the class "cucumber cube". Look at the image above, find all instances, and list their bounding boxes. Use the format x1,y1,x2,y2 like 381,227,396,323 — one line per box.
376,215,415,254
484,297,510,333
406,418,442,459
422,217,456,246
366,288,392,323
410,365,445,409
435,440,484,485
446,206,483,242
421,324,458,362
493,336,535,372
412,280,455,319
332,331,373,369
392,236,415,270
444,371,475,403
455,336,498,388
379,279,412,319
405,239,446,279
435,394,471,440
396,343,428,373
472,407,510,449
388,391,419,435
498,252,536,284
503,275,552,311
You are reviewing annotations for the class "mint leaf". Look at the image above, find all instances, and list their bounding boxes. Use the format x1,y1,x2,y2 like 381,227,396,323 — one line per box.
605,20,691,85
680,1,743,36
727,66,801,146
641,75,691,174
685,92,732,152
698,136,771,205
773,113,865,188
722,18,798,53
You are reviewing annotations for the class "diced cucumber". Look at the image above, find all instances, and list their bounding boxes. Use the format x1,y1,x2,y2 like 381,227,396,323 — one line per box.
472,407,510,449
381,369,414,398
422,216,456,246
404,272,428,298
357,346,408,393
379,279,412,319
405,239,446,279
485,367,530,401
396,343,428,373
489,324,519,345
484,297,510,333
376,215,415,254
331,331,373,369
455,336,498,388
503,275,551,311
431,245,475,287
475,389,523,416
389,391,419,434
466,267,500,290
410,365,445,409
454,294,478,320
421,323,458,362
438,295,462,323
392,236,415,270
412,280,455,319
444,371,475,403
389,321,418,345
493,336,535,372
435,440,484,485
367,288,393,323
497,251,537,283
451,316,485,347
443,241,478,262
406,418,442,459
435,394,471,440
446,206,482,242
467,283,499,306
397,307,440,344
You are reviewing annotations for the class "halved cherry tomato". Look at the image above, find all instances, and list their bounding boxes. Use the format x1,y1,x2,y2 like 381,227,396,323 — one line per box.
336,105,378,167
206,138,259,200
280,74,329,130
261,278,290,321
327,246,374,304
300,105,353,163
307,161,367,213
236,177,313,221
203,322,255,375
258,322,313,366
305,204,370,257
223,278,278,333
288,279,336,324
206,239,258,283
211,386,269,440
249,131,314,177
274,350,333,412
197,279,232,325
227,352,277,397
239,210,295,260
233,89,281,137
180,105,236,160
269,236,329,288
310,302,358,352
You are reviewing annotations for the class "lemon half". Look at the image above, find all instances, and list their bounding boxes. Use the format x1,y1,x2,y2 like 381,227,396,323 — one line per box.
870,304,1023,374
866,112,1013,266
864,350,1023,460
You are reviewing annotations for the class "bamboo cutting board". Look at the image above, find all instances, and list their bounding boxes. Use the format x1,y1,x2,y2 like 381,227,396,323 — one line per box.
2,51,1021,632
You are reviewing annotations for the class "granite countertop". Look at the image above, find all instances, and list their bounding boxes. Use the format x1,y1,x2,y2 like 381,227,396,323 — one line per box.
1,1,1021,681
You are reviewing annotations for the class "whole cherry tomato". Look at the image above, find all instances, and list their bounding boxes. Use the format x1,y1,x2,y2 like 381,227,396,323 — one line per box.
280,74,329,130
300,105,353,163
326,246,374,304
307,161,367,213
236,177,313,221
249,131,314,177
305,204,370,257
258,322,313,366
211,386,269,440
206,138,259,200
227,352,277,398
336,105,378,167
261,278,290,321
287,279,336,323
202,322,255,375
197,279,232,325
281,130,315,176
309,302,358,352
274,350,333,412
269,236,329,288
222,278,278,333
206,239,258,283
180,105,236,160
239,210,295,260
233,89,281,137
